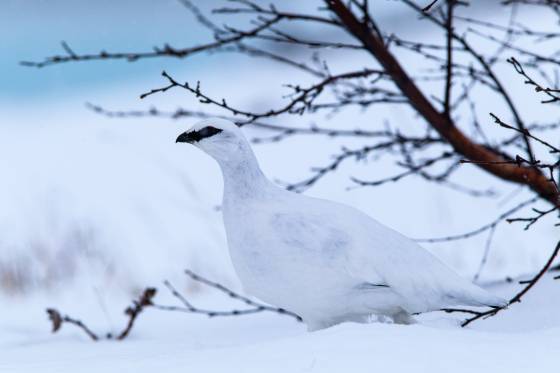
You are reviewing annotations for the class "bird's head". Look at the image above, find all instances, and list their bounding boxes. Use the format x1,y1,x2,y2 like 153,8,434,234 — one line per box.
176,118,247,162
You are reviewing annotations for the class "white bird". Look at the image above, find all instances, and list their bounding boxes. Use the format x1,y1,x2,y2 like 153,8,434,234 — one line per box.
176,118,507,331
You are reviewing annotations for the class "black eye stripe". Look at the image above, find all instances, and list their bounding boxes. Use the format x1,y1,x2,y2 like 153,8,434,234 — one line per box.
196,126,222,140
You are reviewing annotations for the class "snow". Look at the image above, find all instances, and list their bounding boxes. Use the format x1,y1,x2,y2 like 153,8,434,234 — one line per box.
1,274,559,373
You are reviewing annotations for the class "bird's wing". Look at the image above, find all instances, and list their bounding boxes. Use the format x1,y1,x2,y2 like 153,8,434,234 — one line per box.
342,206,506,312
266,201,386,286
347,220,452,312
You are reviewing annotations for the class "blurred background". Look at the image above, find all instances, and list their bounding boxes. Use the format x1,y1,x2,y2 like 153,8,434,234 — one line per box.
0,0,557,305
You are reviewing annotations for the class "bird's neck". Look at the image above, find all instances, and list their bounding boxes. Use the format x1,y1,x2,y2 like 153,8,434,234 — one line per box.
218,147,273,200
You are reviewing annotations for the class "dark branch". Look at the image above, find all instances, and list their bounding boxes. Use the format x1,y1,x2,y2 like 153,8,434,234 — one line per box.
21,16,284,68
460,239,560,327
46,308,99,341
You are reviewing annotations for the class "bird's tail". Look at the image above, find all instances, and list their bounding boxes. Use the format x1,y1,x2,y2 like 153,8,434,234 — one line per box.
447,283,508,308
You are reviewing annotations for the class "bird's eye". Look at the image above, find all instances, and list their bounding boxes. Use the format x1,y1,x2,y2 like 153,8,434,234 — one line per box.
197,126,223,139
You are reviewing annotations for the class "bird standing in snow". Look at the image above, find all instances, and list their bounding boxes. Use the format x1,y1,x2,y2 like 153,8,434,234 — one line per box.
176,118,506,331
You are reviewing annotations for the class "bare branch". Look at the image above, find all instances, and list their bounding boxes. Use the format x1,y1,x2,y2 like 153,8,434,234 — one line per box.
46,308,99,341
459,239,560,327
415,197,538,243
86,102,390,141
116,287,157,340
140,69,387,124
401,0,536,163
21,16,284,68
46,287,156,341
154,269,302,321
326,0,557,206
507,57,560,104
443,0,455,117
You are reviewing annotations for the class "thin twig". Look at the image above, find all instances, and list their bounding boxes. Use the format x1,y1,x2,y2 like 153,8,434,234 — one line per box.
46,308,99,341
461,240,560,327
156,269,302,321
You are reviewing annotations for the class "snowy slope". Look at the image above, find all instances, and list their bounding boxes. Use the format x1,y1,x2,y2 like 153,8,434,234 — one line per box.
1,274,559,373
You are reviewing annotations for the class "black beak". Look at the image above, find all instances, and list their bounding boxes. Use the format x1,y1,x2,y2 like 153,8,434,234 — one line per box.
176,131,199,144
177,126,222,144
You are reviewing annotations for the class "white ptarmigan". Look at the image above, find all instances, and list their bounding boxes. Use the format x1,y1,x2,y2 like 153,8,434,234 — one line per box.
176,118,507,331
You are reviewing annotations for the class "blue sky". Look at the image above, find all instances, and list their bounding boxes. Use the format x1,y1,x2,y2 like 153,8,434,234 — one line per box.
0,0,219,102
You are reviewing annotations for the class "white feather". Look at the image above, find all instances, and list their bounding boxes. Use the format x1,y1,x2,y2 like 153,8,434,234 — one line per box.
178,118,507,331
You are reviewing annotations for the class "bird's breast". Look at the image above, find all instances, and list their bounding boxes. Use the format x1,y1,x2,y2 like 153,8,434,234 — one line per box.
222,205,355,307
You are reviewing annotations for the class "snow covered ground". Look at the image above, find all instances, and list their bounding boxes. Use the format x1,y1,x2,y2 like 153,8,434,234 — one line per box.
1,273,559,373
